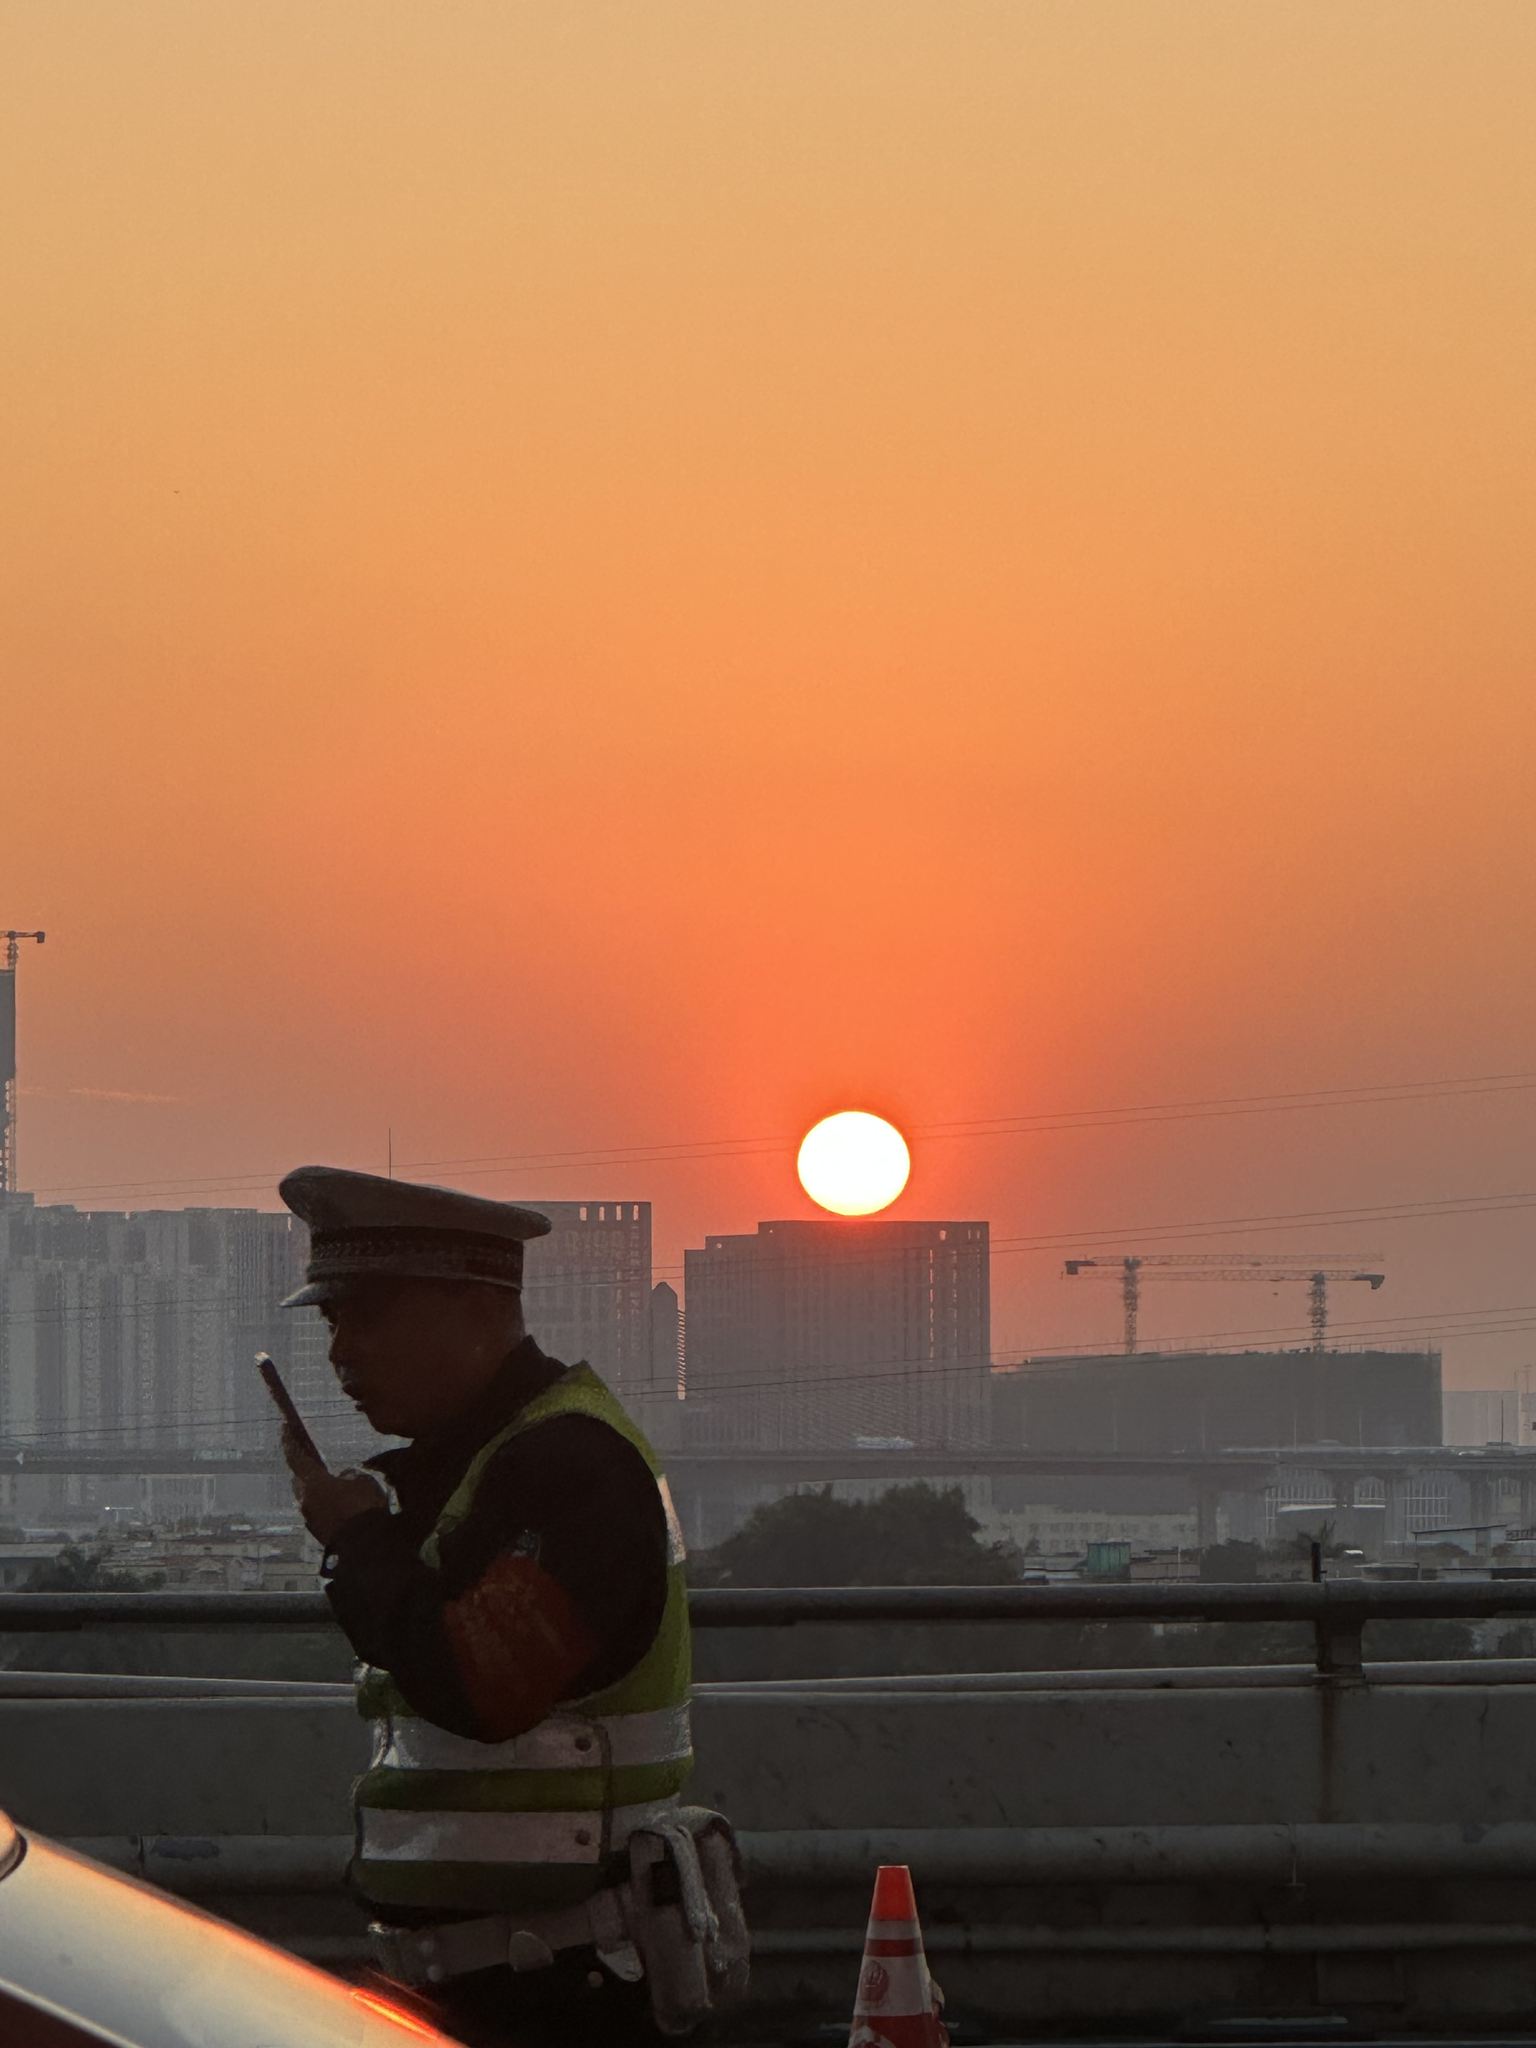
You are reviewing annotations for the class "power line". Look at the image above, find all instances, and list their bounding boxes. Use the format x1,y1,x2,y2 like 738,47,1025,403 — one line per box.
646,1300,1536,1409
23,1066,1536,1205
344,1072,1536,1181
662,1320,1536,1410
0,1397,357,1451
5,1296,1536,1454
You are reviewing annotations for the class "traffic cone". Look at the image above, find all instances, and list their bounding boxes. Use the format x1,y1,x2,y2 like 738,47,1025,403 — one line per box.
848,1865,948,2048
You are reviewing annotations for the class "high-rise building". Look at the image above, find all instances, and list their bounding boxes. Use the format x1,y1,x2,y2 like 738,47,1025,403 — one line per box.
0,1192,675,1512
519,1201,656,1396
0,929,45,1196
681,1217,991,1447
0,1197,306,1516
0,957,16,1197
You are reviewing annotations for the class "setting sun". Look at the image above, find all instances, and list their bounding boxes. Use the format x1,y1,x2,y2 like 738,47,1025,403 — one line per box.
796,1111,911,1217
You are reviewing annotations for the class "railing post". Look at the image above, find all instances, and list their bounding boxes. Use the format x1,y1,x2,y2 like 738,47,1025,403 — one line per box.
1314,1587,1365,1686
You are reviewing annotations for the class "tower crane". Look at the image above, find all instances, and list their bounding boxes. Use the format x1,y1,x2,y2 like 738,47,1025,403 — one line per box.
1063,1251,1385,1355
1,929,46,1195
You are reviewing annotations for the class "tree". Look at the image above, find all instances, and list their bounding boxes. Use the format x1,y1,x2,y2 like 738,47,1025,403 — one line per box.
1264,1518,1352,1577
1273,1517,1349,1562
862,1484,1021,1584
23,1545,164,1593
692,1482,1020,1587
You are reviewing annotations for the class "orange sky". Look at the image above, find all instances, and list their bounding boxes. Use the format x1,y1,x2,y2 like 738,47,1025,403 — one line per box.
4,3,1534,1384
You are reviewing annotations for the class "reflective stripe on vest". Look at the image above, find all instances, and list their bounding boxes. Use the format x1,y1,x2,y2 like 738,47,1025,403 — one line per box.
372,1702,693,1775
657,1477,687,1567
357,1799,679,1868
350,1361,693,1911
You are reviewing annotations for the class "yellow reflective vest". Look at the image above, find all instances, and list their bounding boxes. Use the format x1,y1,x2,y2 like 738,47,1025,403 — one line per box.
351,1364,692,1913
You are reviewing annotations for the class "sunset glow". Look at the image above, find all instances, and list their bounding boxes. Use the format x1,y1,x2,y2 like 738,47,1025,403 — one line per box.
3,6,1534,1375
797,1112,911,1217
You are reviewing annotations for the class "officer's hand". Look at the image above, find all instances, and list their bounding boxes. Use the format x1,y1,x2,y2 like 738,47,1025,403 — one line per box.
281,1424,388,1546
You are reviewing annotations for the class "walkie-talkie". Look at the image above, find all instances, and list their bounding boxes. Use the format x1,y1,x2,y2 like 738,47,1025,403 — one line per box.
254,1351,323,1465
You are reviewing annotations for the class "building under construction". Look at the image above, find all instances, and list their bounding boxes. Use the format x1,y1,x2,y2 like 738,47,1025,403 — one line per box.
992,1346,1444,1456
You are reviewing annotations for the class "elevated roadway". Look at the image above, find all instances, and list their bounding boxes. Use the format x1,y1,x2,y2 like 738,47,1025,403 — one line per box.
5,1443,1536,1481
9,1443,1536,1551
667,1443,1536,1485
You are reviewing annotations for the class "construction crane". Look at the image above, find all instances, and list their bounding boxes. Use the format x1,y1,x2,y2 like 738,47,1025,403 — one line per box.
1,930,46,1195
1063,1252,1386,1355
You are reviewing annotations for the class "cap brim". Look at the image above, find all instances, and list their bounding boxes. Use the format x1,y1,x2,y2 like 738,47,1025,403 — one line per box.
279,1283,332,1310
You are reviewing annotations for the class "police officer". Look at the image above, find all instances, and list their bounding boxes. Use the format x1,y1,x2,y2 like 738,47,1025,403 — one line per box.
275,1166,695,2048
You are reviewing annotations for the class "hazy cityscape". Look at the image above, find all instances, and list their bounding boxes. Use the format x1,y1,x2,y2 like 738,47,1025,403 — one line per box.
5,934,1534,1586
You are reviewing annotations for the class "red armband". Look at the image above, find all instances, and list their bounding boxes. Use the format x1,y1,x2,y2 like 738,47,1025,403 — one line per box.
442,1552,599,1741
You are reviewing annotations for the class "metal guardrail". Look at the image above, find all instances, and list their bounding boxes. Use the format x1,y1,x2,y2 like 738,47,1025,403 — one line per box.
59,1821,1536,1897
12,1653,1536,1700
4,1581,1536,1681
701,1580,1536,1686
6,1580,1536,1626
699,1582,1536,1623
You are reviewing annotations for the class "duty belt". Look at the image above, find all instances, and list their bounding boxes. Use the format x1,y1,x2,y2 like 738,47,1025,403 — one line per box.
368,1805,752,2040
368,1886,642,1988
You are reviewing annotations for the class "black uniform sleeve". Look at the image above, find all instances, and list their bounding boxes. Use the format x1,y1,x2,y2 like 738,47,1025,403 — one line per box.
323,1417,670,1739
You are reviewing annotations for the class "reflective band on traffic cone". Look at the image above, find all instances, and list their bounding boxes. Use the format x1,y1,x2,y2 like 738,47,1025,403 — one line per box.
848,1865,948,2048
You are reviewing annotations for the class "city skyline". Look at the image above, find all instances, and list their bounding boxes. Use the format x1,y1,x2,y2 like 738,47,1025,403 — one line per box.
0,1174,1518,1561
3,1168,1526,1438
1,1075,1532,1388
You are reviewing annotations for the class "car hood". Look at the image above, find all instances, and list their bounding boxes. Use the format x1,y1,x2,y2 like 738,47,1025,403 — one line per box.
0,1827,456,2048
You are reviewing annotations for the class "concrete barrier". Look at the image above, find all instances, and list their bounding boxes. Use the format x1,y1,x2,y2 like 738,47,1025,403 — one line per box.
8,1680,1536,1836
8,1678,1536,2032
